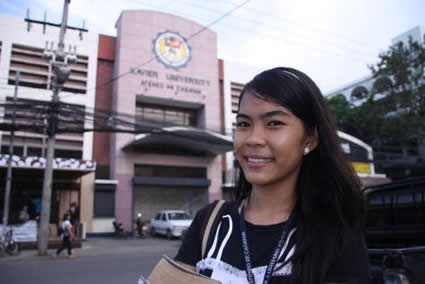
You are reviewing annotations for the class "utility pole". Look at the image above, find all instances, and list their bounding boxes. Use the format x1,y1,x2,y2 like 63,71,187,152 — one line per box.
2,71,20,231
38,0,72,256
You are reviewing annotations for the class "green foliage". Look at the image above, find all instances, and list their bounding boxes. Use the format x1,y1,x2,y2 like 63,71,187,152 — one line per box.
327,95,382,145
328,36,425,149
327,94,353,128
370,37,425,116
369,37,425,146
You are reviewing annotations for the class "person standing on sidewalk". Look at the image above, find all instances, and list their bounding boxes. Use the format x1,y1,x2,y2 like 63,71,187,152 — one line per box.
54,213,75,259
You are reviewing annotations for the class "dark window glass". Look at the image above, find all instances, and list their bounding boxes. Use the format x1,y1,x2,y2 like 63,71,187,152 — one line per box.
135,165,206,178
154,213,161,220
96,165,110,179
94,191,115,217
339,138,369,162
168,212,191,220
161,214,166,221
55,149,82,159
136,103,197,126
27,147,42,156
1,145,24,156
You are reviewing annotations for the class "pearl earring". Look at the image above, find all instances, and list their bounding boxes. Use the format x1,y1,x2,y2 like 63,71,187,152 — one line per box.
304,147,310,155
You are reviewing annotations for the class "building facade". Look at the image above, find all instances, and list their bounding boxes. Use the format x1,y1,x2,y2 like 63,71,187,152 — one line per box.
92,10,232,232
0,13,98,237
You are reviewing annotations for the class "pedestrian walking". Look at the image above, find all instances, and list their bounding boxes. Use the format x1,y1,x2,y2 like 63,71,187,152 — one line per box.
53,213,75,259
174,67,370,283
69,202,80,236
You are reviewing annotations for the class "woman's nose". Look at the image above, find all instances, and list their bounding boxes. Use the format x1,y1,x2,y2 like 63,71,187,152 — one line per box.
245,126,266,146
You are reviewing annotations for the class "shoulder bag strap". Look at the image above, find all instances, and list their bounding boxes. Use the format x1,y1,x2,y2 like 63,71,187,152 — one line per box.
201,200,227,258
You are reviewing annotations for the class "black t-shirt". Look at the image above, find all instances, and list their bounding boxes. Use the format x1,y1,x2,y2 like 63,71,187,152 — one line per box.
175,201,371,284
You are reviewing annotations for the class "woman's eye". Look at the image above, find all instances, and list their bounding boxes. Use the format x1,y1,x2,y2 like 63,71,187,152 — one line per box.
268,120,284,126
236,121,249,128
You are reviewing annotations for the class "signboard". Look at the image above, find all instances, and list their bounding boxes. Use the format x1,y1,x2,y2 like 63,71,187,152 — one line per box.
352,162,371,174
153,31,191,69
130,67,210,96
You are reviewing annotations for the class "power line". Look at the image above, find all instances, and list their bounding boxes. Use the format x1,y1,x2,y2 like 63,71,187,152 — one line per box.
4,1,381,101
212,0,382,49
130,0,377,57
128,0,376,61
56,0,377,101
169,0,377,57
81,0,251,97
0,99,233,136
46,0,249,101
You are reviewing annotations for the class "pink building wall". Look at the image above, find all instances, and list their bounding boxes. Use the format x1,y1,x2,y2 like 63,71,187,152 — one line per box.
111,10,223,229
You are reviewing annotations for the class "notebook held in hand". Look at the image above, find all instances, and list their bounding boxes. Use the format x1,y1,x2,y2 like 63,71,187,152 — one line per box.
145,255,221,284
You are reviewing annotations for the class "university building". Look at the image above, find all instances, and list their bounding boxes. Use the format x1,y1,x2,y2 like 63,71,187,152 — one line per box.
93,10,232,233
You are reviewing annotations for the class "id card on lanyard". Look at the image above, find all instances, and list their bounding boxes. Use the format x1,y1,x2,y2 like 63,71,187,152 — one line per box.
238,201,295,284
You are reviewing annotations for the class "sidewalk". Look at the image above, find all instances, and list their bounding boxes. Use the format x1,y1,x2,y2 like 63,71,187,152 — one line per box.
0,236,181,263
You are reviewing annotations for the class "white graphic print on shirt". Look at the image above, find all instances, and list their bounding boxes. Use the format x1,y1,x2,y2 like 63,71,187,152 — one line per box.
196,215,296,284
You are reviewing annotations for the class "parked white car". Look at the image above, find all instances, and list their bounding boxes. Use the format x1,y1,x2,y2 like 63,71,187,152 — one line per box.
150,210,192,239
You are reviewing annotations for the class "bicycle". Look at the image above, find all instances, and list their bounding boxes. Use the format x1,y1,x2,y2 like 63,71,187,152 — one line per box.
0,227,20,256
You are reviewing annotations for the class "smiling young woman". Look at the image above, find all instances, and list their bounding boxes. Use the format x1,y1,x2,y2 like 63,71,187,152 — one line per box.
175,67,370,284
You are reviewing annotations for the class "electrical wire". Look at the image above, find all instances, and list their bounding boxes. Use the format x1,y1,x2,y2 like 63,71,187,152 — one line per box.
76,0,251,98
1,99,422,155
0,99,233,136
127,0,375,63
56,0,250,98
5,0,381,103
169,0,377,56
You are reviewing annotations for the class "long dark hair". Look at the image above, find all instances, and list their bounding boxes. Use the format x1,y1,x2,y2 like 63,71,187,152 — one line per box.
234,67,366,284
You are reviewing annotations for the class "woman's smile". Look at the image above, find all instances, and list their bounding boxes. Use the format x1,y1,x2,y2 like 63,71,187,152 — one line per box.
244,156,274,168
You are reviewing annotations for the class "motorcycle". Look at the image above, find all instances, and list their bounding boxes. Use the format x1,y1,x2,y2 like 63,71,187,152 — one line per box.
136,213,149,239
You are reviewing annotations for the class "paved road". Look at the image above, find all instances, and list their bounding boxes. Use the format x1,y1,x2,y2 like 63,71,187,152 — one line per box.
0,236,182,284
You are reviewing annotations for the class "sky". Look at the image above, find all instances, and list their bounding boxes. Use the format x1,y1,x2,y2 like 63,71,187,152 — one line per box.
1,0,424,93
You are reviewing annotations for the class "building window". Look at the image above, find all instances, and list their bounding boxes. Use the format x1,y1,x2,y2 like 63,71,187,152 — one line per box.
8,43,88,94
1,97,84,158
27,147,42,156
231,82,244,113
1,145,23,156
136,103,197,126
94,190,115,217
135,165,206,178
95,165,110,179
54,149,82,159
350,86,369,101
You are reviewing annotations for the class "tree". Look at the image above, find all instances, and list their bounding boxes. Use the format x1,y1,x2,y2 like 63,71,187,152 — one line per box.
327,35,425,179
326,94,353,130
326,93,384,145
369,36,425,145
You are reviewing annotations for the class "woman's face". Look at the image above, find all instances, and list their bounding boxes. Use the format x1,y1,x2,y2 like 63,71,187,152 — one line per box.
234,92,315,187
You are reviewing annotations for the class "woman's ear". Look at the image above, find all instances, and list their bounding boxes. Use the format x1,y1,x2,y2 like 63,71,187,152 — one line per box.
304,128,319,154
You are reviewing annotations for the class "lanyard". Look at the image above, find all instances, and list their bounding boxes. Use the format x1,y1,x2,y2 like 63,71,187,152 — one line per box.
239,202,295,284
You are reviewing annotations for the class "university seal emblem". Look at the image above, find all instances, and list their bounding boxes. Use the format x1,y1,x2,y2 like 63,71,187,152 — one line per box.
153,31,191,69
